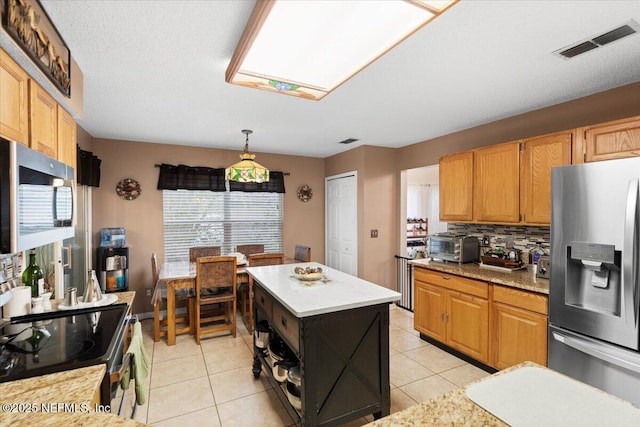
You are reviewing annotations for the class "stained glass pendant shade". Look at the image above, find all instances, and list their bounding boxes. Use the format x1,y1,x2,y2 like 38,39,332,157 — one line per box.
225,129,270,183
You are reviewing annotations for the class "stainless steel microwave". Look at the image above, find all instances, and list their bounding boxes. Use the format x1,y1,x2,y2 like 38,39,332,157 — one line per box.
1,139,75,253
428,234,479,263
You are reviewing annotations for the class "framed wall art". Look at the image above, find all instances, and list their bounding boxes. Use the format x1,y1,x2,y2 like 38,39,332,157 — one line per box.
1,0,71,96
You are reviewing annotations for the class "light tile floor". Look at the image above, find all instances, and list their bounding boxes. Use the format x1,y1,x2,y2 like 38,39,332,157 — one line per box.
124,305,491,426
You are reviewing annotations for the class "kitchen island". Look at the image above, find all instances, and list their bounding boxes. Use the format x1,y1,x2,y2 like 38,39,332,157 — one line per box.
247,262,400,426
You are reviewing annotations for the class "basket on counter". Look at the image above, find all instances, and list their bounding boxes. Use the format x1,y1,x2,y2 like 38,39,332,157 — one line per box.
480,255,524,269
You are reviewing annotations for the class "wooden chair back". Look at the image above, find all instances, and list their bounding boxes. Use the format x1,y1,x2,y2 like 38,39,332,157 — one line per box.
294,245,311,262
189,246,221,262
196,256,237,298
194,256,237,342
151,252,159,285
248,252,285,267
236,244,264,256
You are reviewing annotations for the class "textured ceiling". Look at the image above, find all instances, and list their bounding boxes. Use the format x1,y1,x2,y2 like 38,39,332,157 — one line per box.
38,0,640,158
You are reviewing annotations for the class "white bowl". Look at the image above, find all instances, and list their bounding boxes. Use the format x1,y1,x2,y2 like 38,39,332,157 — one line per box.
228,252,247,265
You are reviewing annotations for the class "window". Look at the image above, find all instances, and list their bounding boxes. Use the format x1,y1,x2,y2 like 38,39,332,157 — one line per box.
163,190,283,262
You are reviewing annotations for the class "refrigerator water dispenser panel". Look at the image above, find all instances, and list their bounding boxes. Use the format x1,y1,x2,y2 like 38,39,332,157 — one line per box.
566,242,621,316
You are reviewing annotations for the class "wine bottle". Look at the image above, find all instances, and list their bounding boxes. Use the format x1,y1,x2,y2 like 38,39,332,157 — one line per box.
22,251,44,297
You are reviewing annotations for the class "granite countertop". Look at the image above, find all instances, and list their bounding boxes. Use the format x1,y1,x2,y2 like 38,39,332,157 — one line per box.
246,262,401,317
0,291,139,426
368,361,640,426
0,365,144,426
409,259,549,295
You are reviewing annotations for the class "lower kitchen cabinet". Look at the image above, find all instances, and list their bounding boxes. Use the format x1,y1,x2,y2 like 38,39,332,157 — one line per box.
414,269,489,364
413,267,549,370
492,285,548,370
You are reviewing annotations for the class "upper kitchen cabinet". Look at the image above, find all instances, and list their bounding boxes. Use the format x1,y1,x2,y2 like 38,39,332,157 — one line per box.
520,131,572,224
29,80,58,159
582,115,640,162
439,151,473,221
474,142,520,223
57,105,77,172
0,49,29,144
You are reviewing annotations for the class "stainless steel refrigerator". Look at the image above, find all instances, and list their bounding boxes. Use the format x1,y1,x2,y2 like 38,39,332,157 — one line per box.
548,156,640,407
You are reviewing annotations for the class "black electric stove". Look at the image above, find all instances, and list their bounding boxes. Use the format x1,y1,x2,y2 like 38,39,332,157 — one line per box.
0,304,128,384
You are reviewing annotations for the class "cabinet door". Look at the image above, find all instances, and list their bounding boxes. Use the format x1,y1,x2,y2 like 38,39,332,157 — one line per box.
0,49,29,143
492,302,548,370
520,132,572,224
446,291,489,363
57,105,77,171
29,80,58,158
584,116,640,162
414,281,446,342
474,142,520,223
439,151,473,221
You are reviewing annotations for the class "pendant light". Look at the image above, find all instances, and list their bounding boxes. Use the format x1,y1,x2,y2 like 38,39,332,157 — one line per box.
225,129,270,183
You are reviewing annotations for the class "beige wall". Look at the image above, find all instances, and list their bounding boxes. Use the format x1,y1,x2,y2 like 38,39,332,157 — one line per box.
90,139,325,314
399,81,640,170
324,82,640,295
324,146,398,289
84,82,640,314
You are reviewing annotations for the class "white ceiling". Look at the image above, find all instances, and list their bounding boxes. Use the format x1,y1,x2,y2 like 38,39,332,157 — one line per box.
38,0,640,158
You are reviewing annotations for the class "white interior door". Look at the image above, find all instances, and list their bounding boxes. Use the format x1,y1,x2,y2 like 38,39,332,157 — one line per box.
325,172,357,276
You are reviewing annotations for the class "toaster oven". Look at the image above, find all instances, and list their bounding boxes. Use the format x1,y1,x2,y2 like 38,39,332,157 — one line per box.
428,234,479,264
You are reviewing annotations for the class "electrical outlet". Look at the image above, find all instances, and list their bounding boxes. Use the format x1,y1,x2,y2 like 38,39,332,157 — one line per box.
145,288,152,297
371,229,378,238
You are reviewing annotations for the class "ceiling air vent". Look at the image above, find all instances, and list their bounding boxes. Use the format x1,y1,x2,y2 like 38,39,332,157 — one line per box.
554,19,639,59
338,138,359,144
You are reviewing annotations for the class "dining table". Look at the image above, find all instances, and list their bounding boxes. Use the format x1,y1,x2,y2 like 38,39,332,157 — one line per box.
152,257,295,345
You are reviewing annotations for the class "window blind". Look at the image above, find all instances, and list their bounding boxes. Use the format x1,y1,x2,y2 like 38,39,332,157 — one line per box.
163,190,283,262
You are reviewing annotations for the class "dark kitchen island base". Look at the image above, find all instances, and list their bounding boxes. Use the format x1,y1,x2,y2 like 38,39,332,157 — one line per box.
252,283,392,426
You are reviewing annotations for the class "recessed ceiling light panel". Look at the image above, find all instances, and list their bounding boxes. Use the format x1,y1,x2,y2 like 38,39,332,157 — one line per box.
226,0,458,100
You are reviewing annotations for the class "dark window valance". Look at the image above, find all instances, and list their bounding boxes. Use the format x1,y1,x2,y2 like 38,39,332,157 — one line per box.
229,171,286,193
157,164,226,191
77,146,101,187
157,164,286,193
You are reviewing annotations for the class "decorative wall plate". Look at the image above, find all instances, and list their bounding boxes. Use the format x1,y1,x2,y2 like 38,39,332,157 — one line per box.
116,178,141,200
297,185,313,202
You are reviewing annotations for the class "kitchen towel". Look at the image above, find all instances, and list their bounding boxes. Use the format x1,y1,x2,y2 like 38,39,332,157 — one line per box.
121,321,150,405
3,286,31,319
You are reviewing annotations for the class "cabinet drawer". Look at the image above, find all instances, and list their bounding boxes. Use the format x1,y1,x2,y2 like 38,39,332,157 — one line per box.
254,284,272,317
272,302,300,353
493,285,548,315
415,268,488,298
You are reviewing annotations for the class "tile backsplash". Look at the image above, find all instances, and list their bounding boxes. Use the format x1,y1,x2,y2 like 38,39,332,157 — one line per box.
447,223,550,262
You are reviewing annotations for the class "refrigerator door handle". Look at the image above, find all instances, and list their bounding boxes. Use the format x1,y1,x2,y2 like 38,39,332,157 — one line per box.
623,177,639,326
552,331,640,374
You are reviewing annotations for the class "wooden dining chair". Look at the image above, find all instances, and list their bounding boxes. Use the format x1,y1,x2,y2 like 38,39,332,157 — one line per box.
244,253,285,333
152,253,194,342
236,244,264,256
294,245,311,262
195,256,237,343
189,246,221,262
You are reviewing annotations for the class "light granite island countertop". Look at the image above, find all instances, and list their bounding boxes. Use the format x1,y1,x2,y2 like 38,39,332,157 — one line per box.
367,361,640,426
0,291,140,426
409,259,549,294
